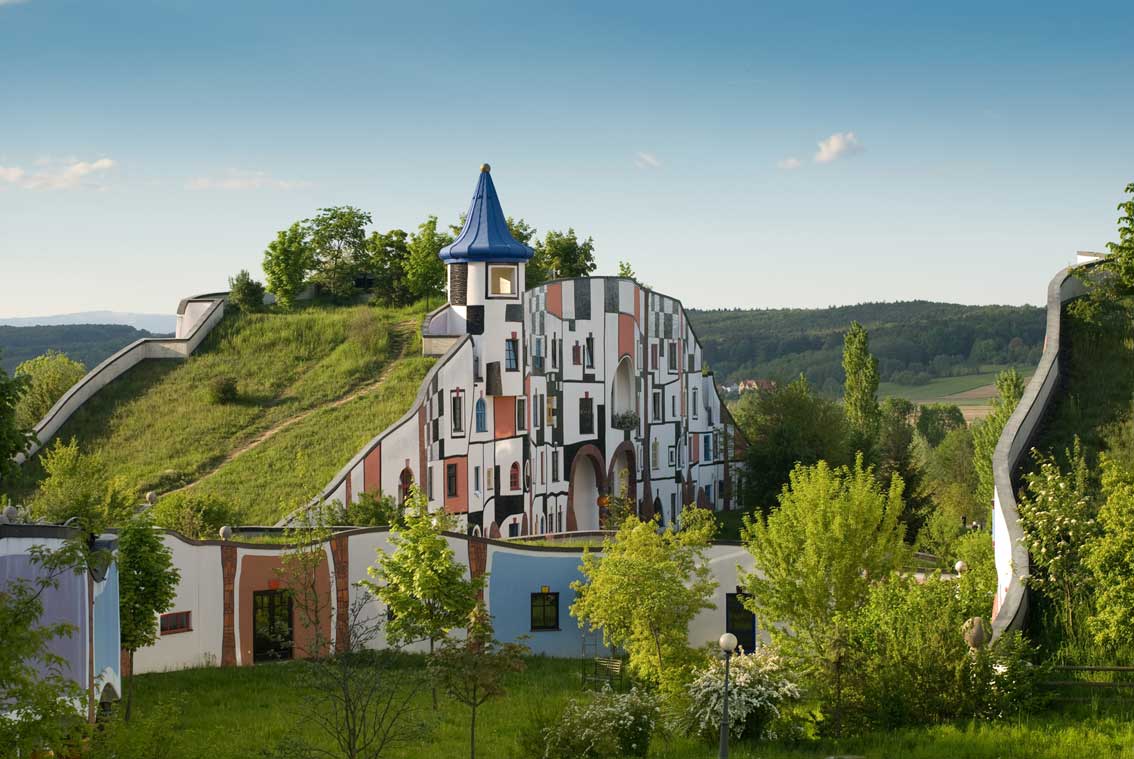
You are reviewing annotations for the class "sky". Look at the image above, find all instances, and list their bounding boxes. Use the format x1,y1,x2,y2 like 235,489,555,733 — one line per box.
1,0,1132,318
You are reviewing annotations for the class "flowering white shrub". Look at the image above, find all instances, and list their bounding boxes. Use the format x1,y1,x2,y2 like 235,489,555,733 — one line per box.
542,686,659,758
679,646,801,743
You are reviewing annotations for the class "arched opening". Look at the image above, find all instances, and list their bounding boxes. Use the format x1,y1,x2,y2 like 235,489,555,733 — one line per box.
608,440,637,504
611,355,635,417
568,445,605,532
399,467,414,505
475,398,486,432
510,462,521,491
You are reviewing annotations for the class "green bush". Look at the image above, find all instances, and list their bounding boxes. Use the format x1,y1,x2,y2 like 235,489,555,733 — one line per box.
541,687,659,758
228,269,266,313
343,491,400,527
959,631,1048,719
207,376,239,404
151,493,236,539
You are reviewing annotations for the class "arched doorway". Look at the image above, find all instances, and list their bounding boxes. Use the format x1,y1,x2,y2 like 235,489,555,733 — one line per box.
612,356,635,417
608,440,637,502
569,444,605,532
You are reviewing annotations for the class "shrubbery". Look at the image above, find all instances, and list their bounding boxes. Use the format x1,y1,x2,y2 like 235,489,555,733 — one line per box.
679,646,801,743
151,493,236,539
207,375,239,404
540,687,659,759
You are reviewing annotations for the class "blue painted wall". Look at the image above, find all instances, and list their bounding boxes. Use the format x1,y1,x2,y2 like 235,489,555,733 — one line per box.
487,551,591,658
93,563,121,697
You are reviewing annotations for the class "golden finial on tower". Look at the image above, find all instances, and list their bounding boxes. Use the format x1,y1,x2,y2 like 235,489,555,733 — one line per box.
481,163,491,173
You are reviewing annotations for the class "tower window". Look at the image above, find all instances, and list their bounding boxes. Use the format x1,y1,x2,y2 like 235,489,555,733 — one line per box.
489,264,518,297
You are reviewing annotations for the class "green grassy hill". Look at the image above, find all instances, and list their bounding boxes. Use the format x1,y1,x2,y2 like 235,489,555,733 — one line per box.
11,303,433,525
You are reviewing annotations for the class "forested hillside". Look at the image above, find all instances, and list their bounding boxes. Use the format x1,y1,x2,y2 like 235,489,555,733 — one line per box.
689,301,1044,394
0,324,160,373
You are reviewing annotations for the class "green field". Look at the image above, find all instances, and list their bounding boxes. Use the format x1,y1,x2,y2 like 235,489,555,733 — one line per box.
9,302,430,524
878,364,1034,413
130,656,1134,759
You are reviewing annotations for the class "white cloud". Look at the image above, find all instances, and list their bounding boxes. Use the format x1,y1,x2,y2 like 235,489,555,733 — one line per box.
186,169,311,191
634,152,661,169
0,158,116,190
814,131,862,164
777,157,801,170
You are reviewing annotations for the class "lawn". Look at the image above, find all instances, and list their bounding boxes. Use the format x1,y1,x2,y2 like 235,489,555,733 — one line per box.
131,657,1134,759
9,301,429,523
878,365,1034,405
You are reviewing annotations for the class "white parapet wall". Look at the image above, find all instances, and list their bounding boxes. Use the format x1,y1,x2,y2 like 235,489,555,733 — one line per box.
990,264,1090,637
18,293,228,462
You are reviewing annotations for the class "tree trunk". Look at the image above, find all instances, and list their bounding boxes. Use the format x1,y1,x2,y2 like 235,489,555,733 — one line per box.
124,650,134,721
470,703,477,759
430,637,438,709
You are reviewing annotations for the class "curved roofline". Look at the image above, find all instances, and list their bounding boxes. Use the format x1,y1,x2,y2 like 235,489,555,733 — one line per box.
439,166,534,263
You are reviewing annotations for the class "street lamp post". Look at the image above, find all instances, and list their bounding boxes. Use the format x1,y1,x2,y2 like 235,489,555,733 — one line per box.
718,632,737,759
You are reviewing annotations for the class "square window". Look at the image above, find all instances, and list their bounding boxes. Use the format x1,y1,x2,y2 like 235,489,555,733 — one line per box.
160,611,192,635
489,265,517,297
530,592,560,631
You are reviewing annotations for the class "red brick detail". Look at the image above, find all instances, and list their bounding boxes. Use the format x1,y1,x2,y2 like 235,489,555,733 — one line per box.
618,313,636,360
443,457,469,514
546,283,563,318
220,545,237,667
363,446,381,494
468,537,488,601
493,396,516,438
345,472,352,506
330,535,351,653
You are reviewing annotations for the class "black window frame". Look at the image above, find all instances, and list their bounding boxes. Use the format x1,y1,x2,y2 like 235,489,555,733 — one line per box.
579,397,594,435
505,339,519,371
446,462,458,498
516,397,527,431
530,592,560,631
451,391,464,435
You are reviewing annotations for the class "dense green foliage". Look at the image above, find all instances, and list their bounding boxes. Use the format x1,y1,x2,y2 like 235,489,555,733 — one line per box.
0,323,161,374
689,301,1043,392
571,512,717,694
13,349,86,429
0,354,33,486
226,269,265,312
842,321,880,450
30,438,135,532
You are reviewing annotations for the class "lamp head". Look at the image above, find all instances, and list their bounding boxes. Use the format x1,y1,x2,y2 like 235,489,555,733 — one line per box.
719,632,738,653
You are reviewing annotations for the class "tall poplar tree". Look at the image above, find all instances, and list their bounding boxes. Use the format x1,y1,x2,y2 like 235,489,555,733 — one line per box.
842,321,880,455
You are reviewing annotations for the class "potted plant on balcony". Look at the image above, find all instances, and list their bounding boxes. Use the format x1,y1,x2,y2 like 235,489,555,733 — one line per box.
611,410,639,431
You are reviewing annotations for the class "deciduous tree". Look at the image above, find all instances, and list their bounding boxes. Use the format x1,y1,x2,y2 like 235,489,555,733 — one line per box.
405,215,453,306
571,514,717,694
263,222,312,309
367,228,414,306
532,228,597,283
359,487,482,706
971,368,1025,506
915,403,966,448
117,514,180,719
0,353,34,487
227,269,266,312
306,206,372,301
429,603,527,759
12,350,85,432
30,438,134,532
842,321,880,454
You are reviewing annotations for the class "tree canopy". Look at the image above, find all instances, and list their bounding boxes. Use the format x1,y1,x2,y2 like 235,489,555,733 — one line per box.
13,350,86,431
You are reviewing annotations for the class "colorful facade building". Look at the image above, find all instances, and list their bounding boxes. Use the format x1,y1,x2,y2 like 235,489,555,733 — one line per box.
316,165,745,536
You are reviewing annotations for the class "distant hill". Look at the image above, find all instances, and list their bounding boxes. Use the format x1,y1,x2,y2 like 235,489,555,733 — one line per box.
0,324,164,374
687,301,1045,395
0,311,176,334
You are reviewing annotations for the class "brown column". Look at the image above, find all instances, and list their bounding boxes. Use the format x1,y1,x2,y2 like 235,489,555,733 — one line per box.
330,535,351,653
468,536,488,601
221,545,237,667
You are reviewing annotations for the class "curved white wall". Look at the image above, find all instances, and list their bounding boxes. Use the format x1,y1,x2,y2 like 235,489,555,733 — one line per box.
991,265,1089,636
17,294,227,462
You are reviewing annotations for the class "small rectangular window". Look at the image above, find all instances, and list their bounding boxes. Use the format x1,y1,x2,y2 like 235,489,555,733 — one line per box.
585,336,594,368
530,592,560,631
668,445,675,467
474,466,481,494
505,339,519,371
652,389,663,421
651,344,658,370
516,397,527,431
446,463,458,498
668,343,677,372
160,611,192,635
427,465,434,499
704,434,710,460
572,343,581,366
540,451,545,484
486,467,495,491
579,397,594,435
451,392,463,435
552,450,559,481
692,388,699,419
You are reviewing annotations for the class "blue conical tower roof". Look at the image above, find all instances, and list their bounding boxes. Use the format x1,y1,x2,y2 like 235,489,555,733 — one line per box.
439,164,534,263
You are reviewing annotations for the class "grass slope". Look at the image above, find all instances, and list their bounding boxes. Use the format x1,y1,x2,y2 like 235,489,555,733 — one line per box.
12,303,430,524
132,657,1134,759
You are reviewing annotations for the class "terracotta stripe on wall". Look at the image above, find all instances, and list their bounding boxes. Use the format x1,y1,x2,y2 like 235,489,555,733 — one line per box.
221,545,237,667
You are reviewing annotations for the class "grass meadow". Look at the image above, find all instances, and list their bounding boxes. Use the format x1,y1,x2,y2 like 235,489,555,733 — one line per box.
10,302,429,523
132,656,1134,759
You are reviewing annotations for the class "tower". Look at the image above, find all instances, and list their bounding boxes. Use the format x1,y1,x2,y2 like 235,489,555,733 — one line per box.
438,164,533,396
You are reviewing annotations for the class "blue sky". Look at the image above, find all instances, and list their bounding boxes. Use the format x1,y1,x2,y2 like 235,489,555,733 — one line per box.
1,0,1132,318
